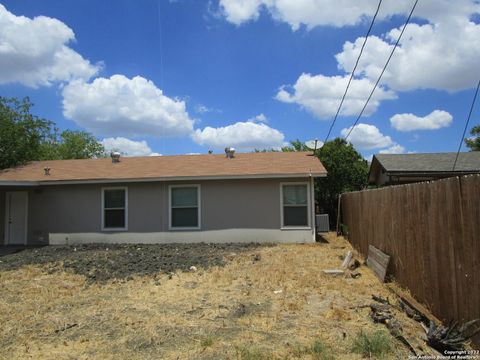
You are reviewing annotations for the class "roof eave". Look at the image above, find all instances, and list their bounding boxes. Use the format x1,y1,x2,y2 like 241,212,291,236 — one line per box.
385,170,480,176
0,172,327,187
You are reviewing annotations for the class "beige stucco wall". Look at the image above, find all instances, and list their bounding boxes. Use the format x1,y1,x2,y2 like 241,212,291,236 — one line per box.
14,177,315,244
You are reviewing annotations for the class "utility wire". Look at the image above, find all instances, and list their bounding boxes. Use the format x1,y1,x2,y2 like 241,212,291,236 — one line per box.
452,78,480,171
157,0,166,154
323,0,383,144
344,0,419,142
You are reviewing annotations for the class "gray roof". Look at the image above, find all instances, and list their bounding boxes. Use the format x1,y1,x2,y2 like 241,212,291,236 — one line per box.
374,152,480,173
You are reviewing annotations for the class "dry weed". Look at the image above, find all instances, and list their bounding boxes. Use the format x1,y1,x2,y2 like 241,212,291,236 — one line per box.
0,234,425,359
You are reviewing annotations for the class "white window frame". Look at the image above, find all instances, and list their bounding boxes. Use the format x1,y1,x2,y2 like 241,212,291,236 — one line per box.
101,186,128,231
168,184,201,231
280,182,311,230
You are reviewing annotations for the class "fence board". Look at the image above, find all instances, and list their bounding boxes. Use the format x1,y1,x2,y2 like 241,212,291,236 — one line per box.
341,175,480,343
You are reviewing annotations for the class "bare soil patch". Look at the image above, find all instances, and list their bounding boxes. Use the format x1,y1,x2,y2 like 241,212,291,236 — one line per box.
0,234,445,359
0,243,264,282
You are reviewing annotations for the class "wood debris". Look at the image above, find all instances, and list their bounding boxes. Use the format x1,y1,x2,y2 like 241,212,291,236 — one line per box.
341,251,353,268
426,319,480,352
54,323,78,333
369,295,417,356
367,245,390,282
322,269,344,275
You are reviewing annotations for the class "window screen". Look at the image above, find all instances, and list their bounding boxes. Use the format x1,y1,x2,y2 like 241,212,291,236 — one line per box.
103,188,126,229
171,186,199,228
282,184,308,227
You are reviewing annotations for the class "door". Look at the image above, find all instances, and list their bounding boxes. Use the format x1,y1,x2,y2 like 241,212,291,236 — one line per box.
5,191,28,245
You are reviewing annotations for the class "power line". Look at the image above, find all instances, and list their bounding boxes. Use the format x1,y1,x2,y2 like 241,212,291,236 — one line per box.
452,78,480,171
323,0,383,144
157,0,166,155
157,1,165,89
344,0,419,142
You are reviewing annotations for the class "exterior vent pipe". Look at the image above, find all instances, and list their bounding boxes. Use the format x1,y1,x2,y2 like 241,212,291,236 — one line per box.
111,152,121,163
225,147,235,158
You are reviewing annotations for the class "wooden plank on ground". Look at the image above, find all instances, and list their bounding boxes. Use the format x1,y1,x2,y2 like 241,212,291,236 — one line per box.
367,245,390,282
323,269,345,275
387,283,442,326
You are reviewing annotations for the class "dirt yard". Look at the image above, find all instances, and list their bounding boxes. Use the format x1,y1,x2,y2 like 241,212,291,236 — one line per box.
0,234,437,359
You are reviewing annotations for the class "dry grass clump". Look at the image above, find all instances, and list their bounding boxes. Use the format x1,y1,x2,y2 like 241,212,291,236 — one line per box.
0,233,422,359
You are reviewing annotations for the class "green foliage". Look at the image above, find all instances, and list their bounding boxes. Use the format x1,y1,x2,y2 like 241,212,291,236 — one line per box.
291,340,336,360
255,139,308,153
281,139,309,152
200,336,214,348
0,96,105,170
315,138,368,225
351,330,392,358
40,129,106,160
235,347,268,360
339,224,349,237
465,125,480,151
0,97,54,169
258,138,368,226
310,340,336,360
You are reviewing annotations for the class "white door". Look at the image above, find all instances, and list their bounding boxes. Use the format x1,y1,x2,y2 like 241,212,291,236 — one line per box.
5,191,28,245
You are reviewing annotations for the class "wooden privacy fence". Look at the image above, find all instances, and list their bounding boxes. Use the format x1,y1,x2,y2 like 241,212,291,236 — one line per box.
340,175,480,327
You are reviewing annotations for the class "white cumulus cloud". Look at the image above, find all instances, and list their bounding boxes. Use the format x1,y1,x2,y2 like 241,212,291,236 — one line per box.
271,1,480,119
192,120,285,149
247,113,268,123
195,104,221,114
276,73,396,119
0,4,99,87
101,137,161,157
390,110,453,132
219,0,382,29
335,20,480,92
62,75,194,137
340,123,393,150
218,0,480,30
379,144,406,154
219,0,266,25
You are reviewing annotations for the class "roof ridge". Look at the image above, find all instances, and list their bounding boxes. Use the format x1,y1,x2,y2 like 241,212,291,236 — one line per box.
0,151,326,183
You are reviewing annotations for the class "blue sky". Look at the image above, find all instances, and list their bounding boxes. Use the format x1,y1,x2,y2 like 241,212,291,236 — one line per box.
0,0,479,158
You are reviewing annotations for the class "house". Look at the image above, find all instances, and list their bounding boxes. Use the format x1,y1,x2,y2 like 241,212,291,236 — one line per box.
0,151,326,245
368,152,480,186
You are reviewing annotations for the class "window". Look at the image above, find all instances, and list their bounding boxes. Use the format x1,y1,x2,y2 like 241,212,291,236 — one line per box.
281,183,310,227
102,187,127,230
169,185,200,229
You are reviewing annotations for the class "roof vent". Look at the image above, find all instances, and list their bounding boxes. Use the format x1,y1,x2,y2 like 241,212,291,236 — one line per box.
44,167,50,176
225,147,235,159
111,152,121,163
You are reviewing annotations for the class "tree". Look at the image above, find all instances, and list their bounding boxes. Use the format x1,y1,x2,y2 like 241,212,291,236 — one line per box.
40,130,106,160
279,138,368,226
0,96,106,170
281,139,308,152
465,125,480,151
0,97,53,169
315,138,369,225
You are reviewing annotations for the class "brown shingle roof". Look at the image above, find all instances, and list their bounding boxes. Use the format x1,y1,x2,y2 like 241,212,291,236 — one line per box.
0,151,326,184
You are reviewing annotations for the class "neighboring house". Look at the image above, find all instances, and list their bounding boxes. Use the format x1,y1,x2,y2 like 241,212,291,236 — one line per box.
369,152,480,186
0,151,326,245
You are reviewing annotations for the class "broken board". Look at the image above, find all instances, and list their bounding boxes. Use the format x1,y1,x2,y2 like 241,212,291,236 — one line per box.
367,245,390,282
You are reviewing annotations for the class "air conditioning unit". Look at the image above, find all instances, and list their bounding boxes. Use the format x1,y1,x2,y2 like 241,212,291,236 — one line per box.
316,214,330,233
